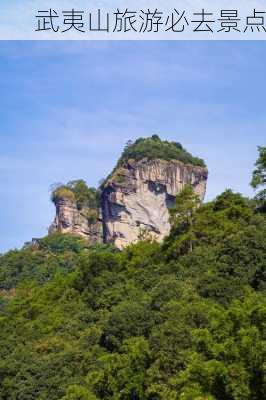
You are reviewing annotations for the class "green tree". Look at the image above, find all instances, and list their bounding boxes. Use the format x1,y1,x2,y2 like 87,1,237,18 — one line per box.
169,184,200,252
251,146,266,188
51,180,99,212
251,146,266,211
60,385,98,400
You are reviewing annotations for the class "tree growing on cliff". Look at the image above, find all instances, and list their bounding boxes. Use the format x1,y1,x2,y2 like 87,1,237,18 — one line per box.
251,146,266,211
169,184,200,252
51,180,100,217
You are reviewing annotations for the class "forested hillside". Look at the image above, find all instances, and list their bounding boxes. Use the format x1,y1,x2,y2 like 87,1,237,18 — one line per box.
0,148,265,400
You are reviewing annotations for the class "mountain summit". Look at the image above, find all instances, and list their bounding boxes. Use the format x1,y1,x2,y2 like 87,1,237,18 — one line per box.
49,136,208,248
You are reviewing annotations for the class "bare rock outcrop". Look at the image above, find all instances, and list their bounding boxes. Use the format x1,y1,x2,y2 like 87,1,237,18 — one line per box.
101,159,208,249
49,198,103,245
48,140,208,249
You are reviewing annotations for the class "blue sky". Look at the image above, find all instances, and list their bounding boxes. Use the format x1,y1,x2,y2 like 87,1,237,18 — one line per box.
1,0,265,40
0,41,265,253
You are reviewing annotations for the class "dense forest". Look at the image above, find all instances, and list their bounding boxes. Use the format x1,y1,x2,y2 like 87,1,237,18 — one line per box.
0,147,265,400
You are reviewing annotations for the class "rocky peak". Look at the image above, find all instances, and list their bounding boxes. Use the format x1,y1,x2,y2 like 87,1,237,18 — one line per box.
101,158,207,249
49,182,103,245
49,137,208,249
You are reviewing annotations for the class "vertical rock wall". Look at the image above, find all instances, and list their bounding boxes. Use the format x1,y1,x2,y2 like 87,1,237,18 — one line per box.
49,198,103,245
101,159,208,249
49,159,208,249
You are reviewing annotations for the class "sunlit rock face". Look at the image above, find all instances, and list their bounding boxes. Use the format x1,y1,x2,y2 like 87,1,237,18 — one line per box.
49,155,208,249
49,198,103,245
101,159,208,249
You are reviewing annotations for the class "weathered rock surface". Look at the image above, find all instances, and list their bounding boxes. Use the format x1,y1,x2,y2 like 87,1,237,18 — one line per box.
49,158,208,249
101,159,208,249
49,198,103,245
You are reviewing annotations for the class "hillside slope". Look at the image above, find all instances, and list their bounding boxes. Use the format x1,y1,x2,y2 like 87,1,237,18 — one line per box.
0,188,265,400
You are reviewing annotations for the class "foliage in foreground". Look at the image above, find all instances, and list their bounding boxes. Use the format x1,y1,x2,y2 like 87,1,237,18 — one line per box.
0,187,265,400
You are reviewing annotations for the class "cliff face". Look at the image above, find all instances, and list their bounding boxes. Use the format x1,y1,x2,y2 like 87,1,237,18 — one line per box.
101,159,208,249
49,158,208,249
49,198,103,245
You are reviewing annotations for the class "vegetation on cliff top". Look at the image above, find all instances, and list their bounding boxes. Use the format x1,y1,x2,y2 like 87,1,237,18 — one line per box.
51,180,100,223
117,135,206,167
0,148,264,400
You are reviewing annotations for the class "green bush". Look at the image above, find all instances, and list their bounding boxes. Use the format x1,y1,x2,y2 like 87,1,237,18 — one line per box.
82,209,99,224
51,187,76,203
117,136,206,167
38,233,89,253
51,180,100,216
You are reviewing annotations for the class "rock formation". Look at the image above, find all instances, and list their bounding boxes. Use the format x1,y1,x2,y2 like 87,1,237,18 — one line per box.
49,138,208,249
49,198,103,245
101,159,208,249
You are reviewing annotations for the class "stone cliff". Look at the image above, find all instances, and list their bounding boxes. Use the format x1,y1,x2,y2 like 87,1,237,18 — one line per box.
49,137,208,249
101,159,207,249
49,197,103,245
